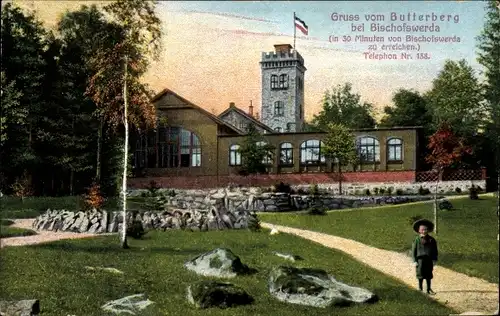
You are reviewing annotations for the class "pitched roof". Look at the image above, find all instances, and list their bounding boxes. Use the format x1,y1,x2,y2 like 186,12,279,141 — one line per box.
218,105,274,133
148,88,243,134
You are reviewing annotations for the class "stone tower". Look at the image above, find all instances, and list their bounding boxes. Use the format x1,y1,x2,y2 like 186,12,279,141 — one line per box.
260,44,306,133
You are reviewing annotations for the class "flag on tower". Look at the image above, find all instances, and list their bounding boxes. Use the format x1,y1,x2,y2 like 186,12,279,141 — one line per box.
294,14,308,35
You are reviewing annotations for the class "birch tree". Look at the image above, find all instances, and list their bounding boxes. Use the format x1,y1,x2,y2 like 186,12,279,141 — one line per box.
86,0,161,248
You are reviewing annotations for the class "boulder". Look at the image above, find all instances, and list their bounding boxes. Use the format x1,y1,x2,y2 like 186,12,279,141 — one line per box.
101,294,154,315
0,299,40,316
268,266,378,308
184,248,255,278
273,251,303,262
186,280,254,309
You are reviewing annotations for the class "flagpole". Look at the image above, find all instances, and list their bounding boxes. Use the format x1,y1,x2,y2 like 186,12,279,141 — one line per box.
293,12,296,50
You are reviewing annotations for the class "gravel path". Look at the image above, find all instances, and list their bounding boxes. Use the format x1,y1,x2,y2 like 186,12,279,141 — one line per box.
262,223,499,315
0,219,115,248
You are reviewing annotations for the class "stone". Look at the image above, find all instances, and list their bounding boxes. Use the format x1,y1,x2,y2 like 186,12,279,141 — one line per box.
88,222,100,234
273,251,303,262
0,299,40,316
187,280,254,309
184,248,255,278
85,266,124,275
268,266,378,308
101,294,154,315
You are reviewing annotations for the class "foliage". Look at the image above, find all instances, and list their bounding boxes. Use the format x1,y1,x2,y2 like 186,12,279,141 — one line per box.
396,189,404,196
309,184,320,196
455,187,462,194
0,226,38,238
425,60,485,138
126,220,146,239
237,125,275,175
469,186,479,200
426,123,473,171
364,189,371,196
10,171,33,200
262,197,500,283
311,83,376,131
379,188,386,195
84,182,105,209
418,186,431,195
0,71,24,146
373,187,379,195
143,180,169,211
247,214,261,232
439,200,454,211
307,207,327,216
380,89,431,130
272,182,292,194
387,187,394,196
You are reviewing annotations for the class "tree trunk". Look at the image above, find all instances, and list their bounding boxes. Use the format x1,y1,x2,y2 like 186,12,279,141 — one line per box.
96,116,103,184
121,54,129,249
69,169,74,196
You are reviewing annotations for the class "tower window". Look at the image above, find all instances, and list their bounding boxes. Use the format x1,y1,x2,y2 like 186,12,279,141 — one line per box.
274,101,284,116
271,75,278,89
279,74,288,89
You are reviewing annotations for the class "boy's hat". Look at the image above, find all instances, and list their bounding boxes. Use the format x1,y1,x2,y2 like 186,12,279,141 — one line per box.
413,219,434,233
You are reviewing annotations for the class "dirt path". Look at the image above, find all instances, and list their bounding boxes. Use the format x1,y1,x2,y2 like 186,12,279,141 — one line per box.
262,223,499,315
0,219,115,248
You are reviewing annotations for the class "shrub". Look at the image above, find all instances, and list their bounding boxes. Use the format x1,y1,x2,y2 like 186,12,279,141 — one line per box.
438,199,453,211
396,189,403,196
273,182,292,194
83,182,104,210
10,171,33,201
455,187,462,194
0,219,14,226
365,189,371,196
379,188,386,195
309,184,320,196
146,180,161,196
126,220,146,239
469,186,479,200
354,189,361,195
408,215,424,226
373,187,379,195
387,187,394,195
297,188,306,195
418,186,430,195
247,213,261,232
307,207,327,216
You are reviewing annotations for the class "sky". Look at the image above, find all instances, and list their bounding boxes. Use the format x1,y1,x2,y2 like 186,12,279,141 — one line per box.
10,0,489,121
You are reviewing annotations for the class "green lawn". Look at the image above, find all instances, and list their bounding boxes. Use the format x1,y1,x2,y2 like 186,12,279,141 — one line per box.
0,230,453,316
261,197,499,283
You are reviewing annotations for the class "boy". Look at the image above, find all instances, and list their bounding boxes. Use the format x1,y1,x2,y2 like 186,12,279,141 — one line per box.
412,219,438,295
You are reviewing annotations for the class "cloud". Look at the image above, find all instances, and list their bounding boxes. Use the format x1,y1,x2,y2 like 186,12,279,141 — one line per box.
179,10,279,24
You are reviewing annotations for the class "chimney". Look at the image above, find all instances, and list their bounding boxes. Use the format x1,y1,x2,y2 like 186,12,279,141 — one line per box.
255,111,260,121
229,102,235,108
274,44,293,54
248,100,254,117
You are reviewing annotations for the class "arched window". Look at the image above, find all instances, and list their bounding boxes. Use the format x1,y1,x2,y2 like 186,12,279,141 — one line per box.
357,136,380,163
270,75,278,89
257,141,273,164
300,140,325,164
157,127,201,167
387,138,403,161
280,142,293,165
279,74,288,89
229,144,241,166
274,101,284,116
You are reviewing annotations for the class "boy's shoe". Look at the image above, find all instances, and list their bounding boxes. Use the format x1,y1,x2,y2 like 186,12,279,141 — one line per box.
427,289,436,295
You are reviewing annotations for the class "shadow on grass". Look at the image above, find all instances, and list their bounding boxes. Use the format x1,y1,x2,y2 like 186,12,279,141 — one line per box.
437,290,498,293
29,242,207,256
441,252,499,263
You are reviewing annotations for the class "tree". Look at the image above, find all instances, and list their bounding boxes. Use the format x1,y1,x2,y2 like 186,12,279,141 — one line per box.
238,125,275,175
425,59,485,138
311,83,376,131
476,0,500,238
426,124,472,235
322,123,358,195
380,89,432,130
85,0,162,249
0,72,24,147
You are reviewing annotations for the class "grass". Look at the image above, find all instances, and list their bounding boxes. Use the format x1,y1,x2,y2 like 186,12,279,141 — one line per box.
0,230,454,316
261,196,499,283
0,218,38,238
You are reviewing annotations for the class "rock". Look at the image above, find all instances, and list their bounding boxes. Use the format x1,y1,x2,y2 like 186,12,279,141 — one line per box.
268,266,378,308
273,251,303,262
88,222,100,234
184,248,255,278
101,294,154,315
187,280,254,309
0,299,40,316
85,266,124,275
